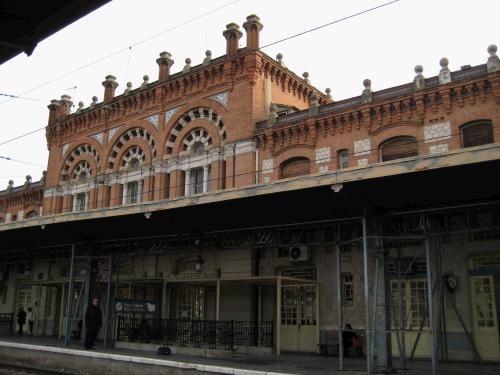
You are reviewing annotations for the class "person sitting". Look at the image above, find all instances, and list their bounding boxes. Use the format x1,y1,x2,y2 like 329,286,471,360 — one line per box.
342,323,363,357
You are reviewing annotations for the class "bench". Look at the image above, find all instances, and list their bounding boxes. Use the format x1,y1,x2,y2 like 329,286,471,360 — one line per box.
318,332,339,356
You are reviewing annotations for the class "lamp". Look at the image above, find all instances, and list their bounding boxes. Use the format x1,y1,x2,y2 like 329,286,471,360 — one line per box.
144,212,152,219
195,255,204,273
331,183,343,193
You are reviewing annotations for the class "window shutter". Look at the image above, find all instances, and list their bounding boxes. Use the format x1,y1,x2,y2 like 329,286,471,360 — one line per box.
462,122,493,148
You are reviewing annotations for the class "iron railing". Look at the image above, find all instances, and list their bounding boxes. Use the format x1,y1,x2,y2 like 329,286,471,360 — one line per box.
116,317,273,350
0,313,13,335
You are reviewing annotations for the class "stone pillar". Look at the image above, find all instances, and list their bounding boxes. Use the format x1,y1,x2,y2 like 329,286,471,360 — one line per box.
122,183,129,205
137,179,143,203
210,160,221,192
156,52,174,81
72,194,78,212
242,14,263,50
110,183,122,207
143,175,154,202
169,170,183,198
97,185,111,208
202,165,209,193
153,172,169,200
223,23,243,57
184,169,191,197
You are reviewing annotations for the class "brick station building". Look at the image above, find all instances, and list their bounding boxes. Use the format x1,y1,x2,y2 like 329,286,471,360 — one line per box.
1,15,500,372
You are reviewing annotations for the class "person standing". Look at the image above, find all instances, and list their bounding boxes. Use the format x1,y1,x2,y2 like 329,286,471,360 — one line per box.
17,306,26,335
84,297,102,350
26,307,35,335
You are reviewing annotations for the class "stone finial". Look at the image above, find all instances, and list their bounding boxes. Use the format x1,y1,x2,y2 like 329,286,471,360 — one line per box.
90,96,98,108
24,175,32,190
102,75,119,103
487,44,499,72
325,88,332,100
223,23,243,57
439,57,451,84
413,65,425,90
141,75,149,89
203,50,212,66
268,102,278,126
156,51,174,81
302,72,310,84
7,180,14,193
361,79,372,103
276,53,286,67
124,82,132,95
183,58,192,73
76,101,84,113
242,14,263,50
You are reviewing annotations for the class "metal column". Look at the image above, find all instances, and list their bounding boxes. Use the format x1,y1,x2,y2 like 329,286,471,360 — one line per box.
397,242,406,368
64,244,76,346
425,237,438,375
362,217,372,375
104,256,113,348
336,244,344,370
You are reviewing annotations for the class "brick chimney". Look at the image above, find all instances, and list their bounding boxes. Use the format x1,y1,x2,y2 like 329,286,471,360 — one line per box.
242,14,263,50
223,23,242,57
156,52,174,81
47,99,60,126
59,95,73,116
102,75,118,103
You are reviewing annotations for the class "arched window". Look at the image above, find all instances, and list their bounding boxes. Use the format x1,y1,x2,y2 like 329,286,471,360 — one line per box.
25,211,38,219
380,136,418,162
280,157,311,179
192,141,205,154
460,120,494,148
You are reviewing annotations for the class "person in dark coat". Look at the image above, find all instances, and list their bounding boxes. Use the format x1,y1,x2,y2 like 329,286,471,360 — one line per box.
17,306,26,335
84,297,102,349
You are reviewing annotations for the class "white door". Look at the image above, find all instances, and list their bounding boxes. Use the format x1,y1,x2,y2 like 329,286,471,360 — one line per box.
470,276,500,360
280,285,318,352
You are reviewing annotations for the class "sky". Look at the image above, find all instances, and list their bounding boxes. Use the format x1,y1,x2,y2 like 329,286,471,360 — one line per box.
0,0,498,188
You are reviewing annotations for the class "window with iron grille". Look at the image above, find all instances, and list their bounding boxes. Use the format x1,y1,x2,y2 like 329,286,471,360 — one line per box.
342,273,354,305
75,192,87,212
127,181,139,204
337,149,349,169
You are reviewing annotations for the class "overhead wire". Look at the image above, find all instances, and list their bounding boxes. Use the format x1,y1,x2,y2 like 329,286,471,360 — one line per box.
0,0,243,106
30,125,498,216
0,0,404,149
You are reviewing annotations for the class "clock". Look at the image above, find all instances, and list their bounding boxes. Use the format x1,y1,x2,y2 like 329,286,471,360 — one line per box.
445,275,457,292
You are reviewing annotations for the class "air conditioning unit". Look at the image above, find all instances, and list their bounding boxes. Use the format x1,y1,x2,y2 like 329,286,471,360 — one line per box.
288,246,310,262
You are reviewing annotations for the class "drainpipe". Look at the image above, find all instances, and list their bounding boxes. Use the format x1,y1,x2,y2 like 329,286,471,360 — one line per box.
232,143,236,188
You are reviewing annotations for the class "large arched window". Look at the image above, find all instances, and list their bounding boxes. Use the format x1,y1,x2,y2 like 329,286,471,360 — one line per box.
460,120,494,148
280,157,311,179
380,136,418,162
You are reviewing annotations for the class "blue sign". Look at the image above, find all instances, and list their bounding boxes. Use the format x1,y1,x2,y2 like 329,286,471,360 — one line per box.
114,299,157,314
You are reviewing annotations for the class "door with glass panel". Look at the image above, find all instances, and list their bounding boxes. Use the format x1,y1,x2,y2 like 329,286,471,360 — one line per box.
390,279,431,357
280,285,317,352
470,276,499,360
176,287,204,320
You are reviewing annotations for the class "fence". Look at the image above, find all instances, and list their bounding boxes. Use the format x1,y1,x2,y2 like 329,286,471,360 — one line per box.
116,317,273,350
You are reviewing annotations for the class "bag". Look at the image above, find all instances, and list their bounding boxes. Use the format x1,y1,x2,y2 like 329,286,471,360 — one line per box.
157,345,171,355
